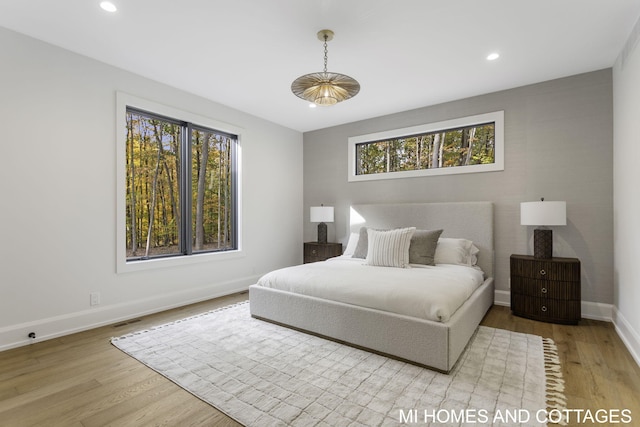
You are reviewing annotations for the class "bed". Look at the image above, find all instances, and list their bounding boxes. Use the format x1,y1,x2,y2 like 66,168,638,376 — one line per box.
249,202,494,373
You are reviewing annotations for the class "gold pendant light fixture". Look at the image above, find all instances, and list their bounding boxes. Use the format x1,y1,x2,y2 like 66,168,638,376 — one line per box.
291,29,360,106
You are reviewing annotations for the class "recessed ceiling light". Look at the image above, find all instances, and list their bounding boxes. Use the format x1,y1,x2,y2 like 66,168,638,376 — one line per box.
100,1,117,12
486,52,500,61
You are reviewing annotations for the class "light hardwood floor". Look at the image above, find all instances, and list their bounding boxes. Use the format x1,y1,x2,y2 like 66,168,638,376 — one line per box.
1,293,639,426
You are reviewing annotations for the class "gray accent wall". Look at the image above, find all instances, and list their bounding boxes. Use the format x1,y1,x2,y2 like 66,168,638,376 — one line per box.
304,69,613,305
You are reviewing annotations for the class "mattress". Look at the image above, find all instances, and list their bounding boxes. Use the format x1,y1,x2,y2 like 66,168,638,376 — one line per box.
255,256,485,322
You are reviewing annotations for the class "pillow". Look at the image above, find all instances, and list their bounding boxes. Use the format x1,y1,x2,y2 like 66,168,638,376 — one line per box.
353,226,444,264
343,232,360,257
434,238,477,266
469,244,480,266
408,229,443,265
352,227,369,259
365,227,416,268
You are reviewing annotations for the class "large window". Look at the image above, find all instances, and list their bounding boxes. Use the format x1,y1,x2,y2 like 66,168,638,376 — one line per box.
124,107,237,263
348,111,504,181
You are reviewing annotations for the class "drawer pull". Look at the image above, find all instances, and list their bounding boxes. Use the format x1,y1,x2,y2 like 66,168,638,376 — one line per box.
541,287,547,294
311,249,317,255
541,305,547,312
540,269,546,276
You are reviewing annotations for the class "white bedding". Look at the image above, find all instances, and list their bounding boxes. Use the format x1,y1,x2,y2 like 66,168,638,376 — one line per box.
255,256,485,322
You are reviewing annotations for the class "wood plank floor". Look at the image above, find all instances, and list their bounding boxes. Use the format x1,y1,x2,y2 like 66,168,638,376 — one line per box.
1,293,639,426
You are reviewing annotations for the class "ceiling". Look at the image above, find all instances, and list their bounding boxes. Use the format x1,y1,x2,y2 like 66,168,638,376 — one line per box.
1,0,639,133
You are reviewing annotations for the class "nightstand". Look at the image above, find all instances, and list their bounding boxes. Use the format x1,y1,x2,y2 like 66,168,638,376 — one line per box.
510,254,581,324
304,242,342,263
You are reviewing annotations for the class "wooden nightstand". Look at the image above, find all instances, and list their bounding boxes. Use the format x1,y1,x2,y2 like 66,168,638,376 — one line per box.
304,242,342,263
510,254,581,324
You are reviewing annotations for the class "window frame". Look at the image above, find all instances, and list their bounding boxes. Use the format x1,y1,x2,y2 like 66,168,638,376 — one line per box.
347,111,504,182
116,92,243,273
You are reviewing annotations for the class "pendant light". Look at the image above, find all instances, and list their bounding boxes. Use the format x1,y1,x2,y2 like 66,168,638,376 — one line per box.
291,29,360,106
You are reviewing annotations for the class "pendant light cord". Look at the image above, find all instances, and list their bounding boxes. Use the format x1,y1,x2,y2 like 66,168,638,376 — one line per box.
323,35,328,73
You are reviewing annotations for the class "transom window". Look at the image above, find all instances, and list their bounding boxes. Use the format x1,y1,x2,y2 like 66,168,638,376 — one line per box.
348,111,504,181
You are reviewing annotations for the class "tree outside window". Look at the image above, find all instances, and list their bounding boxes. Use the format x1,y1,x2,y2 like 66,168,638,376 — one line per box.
355,123,496,176
125,108,236,261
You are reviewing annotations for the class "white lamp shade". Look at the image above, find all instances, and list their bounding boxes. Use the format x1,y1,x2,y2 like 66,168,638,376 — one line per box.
520,201,566,226
310,206,334,223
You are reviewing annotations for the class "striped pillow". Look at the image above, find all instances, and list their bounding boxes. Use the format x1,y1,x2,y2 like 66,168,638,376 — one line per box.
365,227,416,268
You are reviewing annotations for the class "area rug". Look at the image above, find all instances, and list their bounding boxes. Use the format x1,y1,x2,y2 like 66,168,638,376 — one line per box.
112,302,566,426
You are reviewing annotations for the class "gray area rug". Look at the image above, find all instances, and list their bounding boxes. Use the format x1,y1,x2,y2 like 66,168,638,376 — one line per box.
112,302,565,426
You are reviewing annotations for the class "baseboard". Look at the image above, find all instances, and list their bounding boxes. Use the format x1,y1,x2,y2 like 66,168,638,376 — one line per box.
492,290,613,322
612,307,640,368
494,290,510,307
581,301,613,322
7,283,635,369
0,275,259,352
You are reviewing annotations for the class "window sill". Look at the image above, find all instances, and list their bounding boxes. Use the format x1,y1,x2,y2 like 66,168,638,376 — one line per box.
116,249,244,274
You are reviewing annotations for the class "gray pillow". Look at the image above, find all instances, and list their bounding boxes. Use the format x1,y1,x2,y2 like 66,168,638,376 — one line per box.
352,227,369,258
409,229,443,265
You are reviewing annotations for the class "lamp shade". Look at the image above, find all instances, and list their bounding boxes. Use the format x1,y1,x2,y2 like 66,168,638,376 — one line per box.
520,201,566,226
310,206,334,223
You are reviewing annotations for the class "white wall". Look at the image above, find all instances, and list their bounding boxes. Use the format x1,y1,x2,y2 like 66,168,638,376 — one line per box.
613,18,640,365
0,27,303,350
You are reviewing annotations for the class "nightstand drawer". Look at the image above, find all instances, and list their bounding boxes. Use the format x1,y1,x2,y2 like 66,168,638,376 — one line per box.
511,294,581,324
304,242,342,263
510,257,580,281
511,277,580,299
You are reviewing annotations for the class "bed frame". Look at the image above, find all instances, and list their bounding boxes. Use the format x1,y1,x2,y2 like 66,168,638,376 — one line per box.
249,202,494,373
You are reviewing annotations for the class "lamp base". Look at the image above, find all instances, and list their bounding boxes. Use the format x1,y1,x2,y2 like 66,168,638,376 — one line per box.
533,229,553,259
317,222,327,244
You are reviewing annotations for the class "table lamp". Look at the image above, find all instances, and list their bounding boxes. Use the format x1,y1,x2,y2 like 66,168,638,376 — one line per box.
520,199,566,259
310,205,334,244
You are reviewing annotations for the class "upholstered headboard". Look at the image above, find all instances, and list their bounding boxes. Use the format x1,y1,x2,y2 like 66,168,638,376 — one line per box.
349,202,495,278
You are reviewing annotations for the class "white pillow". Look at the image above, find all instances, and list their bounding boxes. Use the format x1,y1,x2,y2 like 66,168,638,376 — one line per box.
343,232,359,257
469,244,480,266
365,227,416,268
434,238,477,266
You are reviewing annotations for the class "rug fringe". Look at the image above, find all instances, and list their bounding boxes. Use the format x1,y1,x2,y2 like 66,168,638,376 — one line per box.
542,337,568,426
111,300,250,342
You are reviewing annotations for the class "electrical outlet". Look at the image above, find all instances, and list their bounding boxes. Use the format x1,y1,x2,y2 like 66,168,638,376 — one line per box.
90,292,101,306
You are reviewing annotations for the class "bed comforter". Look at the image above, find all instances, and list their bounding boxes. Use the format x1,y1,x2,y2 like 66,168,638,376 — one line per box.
255,256,485,322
